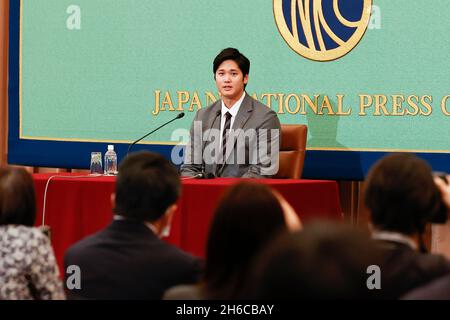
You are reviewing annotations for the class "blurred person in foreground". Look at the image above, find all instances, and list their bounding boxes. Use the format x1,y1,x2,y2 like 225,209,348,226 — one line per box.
64,151,201,299
242,221,383,299
0,167,65,300
164,182,301,299
402,172,450,299
365,153,450,299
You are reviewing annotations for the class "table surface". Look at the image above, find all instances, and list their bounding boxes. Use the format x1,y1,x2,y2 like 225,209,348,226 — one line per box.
32,173,343,274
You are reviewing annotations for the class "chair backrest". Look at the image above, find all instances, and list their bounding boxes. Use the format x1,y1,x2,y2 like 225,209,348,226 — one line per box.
274,124,308,179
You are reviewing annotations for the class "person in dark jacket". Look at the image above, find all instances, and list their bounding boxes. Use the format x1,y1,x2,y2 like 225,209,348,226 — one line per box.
64,151,201,299
364,153,450,299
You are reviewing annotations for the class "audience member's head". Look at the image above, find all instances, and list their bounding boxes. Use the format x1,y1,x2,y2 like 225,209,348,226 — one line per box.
364,153,447,236
203,182,300,299
113,151,181,224
0,167,65,300
0,167,36,226
245,221,383,299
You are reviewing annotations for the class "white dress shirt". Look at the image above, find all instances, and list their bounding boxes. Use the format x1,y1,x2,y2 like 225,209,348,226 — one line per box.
372,230,418,250
219,92,246,151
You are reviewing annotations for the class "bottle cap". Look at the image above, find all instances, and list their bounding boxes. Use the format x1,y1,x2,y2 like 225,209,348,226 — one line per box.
108,145,114,151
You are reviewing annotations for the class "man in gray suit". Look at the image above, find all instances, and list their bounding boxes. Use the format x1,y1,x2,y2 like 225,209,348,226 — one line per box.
181,48,280,178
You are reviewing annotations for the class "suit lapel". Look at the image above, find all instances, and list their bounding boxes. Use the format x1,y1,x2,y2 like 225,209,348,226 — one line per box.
230,94,253,147
234,94,254,128
216,94,254,176
206,102,222,131
204,102,222,172
221,94,253,167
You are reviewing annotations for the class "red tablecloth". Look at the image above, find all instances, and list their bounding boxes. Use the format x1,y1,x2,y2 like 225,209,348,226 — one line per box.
33,174,342,274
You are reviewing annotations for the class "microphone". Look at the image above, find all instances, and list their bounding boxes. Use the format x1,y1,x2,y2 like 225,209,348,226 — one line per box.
127,112,185,156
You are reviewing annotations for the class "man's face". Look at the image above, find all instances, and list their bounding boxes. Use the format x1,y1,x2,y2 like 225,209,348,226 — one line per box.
215,59,248,103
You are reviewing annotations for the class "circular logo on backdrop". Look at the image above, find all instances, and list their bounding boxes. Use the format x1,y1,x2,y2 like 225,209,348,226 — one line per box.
273,0,372,61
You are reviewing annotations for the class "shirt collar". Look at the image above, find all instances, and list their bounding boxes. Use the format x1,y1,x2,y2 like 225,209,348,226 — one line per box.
372,230,418,250
221,92,245,118
113,215,158,235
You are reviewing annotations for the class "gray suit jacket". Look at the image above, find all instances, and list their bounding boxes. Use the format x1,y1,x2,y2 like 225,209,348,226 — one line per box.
180,94,280,178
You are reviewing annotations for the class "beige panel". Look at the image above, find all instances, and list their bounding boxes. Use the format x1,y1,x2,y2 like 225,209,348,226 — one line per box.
432,223,450,258
338,181,363,225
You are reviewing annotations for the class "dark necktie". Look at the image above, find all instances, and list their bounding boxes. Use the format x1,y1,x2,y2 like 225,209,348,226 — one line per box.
221,112,232,163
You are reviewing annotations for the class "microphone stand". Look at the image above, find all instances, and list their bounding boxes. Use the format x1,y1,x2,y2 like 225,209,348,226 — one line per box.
127,112,185,156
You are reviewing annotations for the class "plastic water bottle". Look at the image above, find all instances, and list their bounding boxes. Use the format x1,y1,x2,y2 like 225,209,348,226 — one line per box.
104,145,118,175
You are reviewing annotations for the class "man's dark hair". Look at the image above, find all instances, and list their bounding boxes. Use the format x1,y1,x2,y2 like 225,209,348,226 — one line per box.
244,222,383,299
213,47,250,78
0,167,36,226
114,151,180,222
365,153,447,235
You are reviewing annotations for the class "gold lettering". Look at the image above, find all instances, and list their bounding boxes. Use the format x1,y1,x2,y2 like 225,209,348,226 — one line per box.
336,94,351,115
318,95,335,115
391,95,405,116
277,94,285,114
162,91,175,111
205,92,218,106
420,95,433,116
359,94,373,115
301,94,319,114
189,92,202,111
374,95,389,116
406,95,419,116
152,90,161,116
285,94,301,114
441,95,450,116
251,93,259,101
261,93,277,109
177,91,190,111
